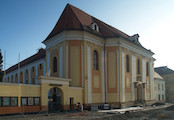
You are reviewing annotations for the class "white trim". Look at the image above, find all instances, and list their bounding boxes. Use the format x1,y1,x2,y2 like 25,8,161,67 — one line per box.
40,76,71,85
131,54,136,101
117,48,120,102
35,64,38,84
150,61,154,100
66,43,69,78
122,51,125,102
81,44,84,87
142,59,146,100
102,50,105,103
69,87,83,89
47,52,50,76
43,59,46,76
106,41,152,59
0,82,41,87
84,35,104,46
87,45,92,103
44,32,65,50
142,59,146,83
105,49,108,102
59,46,63,77
44,31,104,50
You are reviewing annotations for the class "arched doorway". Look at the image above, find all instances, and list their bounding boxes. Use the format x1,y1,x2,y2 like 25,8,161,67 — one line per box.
48,87,63,112
137,84,143,102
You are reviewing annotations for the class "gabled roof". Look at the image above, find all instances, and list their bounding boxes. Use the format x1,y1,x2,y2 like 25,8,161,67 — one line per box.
6,48,46,74
155,66,174,75
43,4,130,42
154,71,163,80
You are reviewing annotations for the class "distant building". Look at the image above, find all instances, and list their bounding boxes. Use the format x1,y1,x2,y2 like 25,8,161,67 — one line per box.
154,71,165,102
155,66,174,102
1,4,155,115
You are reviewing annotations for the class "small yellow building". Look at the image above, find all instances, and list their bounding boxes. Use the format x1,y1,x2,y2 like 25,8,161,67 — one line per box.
2,4,155,115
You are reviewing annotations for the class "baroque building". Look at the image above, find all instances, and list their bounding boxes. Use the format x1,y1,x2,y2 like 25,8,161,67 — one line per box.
1,4,155,114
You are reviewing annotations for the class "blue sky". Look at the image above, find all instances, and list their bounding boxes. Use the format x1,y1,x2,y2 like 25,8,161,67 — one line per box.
1,0,174,70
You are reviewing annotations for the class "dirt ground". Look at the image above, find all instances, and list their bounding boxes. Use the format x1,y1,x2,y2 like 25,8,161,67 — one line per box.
0,105,174,120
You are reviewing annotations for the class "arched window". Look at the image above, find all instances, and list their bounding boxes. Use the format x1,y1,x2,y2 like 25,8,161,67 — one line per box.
11,75,13,83
137,59,140,74
15,74,18,83
126,55,130,72
93,50,99,70
25,69,28,84
146,62,149,76
94,24,97,31
8,77,10,83
20,72,23,83
53,57,57,72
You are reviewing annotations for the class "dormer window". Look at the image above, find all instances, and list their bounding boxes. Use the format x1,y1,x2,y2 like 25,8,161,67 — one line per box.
90,23,99,32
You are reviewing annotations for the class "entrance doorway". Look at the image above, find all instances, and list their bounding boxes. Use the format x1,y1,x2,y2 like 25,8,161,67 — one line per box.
70,97,74,110
48,87,63,112
137,84,144,103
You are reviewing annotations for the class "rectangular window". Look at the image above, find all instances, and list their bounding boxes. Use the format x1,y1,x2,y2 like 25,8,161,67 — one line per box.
3,97,10,106
11,97,18,106
32,67,35,72
158,83,160,91
39,64,42,70
158,95,160,101
162,95,164,101
32,78,35,84
34,97,40,105
28,97,34,106
21,97,27,106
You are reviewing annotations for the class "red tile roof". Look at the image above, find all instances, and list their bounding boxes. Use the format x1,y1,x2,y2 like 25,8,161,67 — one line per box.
6,48,46,74
43,4,129,42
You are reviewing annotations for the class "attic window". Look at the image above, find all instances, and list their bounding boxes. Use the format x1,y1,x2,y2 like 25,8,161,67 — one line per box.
90,23,99,32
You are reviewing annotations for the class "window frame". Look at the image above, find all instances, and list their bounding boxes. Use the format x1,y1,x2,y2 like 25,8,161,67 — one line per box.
146,62,149,76
39,64,42,70
137,59,141,74
53,57,57,73
126,55,130,73
93,50,99,70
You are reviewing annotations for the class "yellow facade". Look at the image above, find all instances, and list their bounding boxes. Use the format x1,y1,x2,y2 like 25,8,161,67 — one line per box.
2,4,155,115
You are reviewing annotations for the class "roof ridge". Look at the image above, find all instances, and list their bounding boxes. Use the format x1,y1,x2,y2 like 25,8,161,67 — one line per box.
68,4,84,30
94,17,129,38
6,49,46,74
